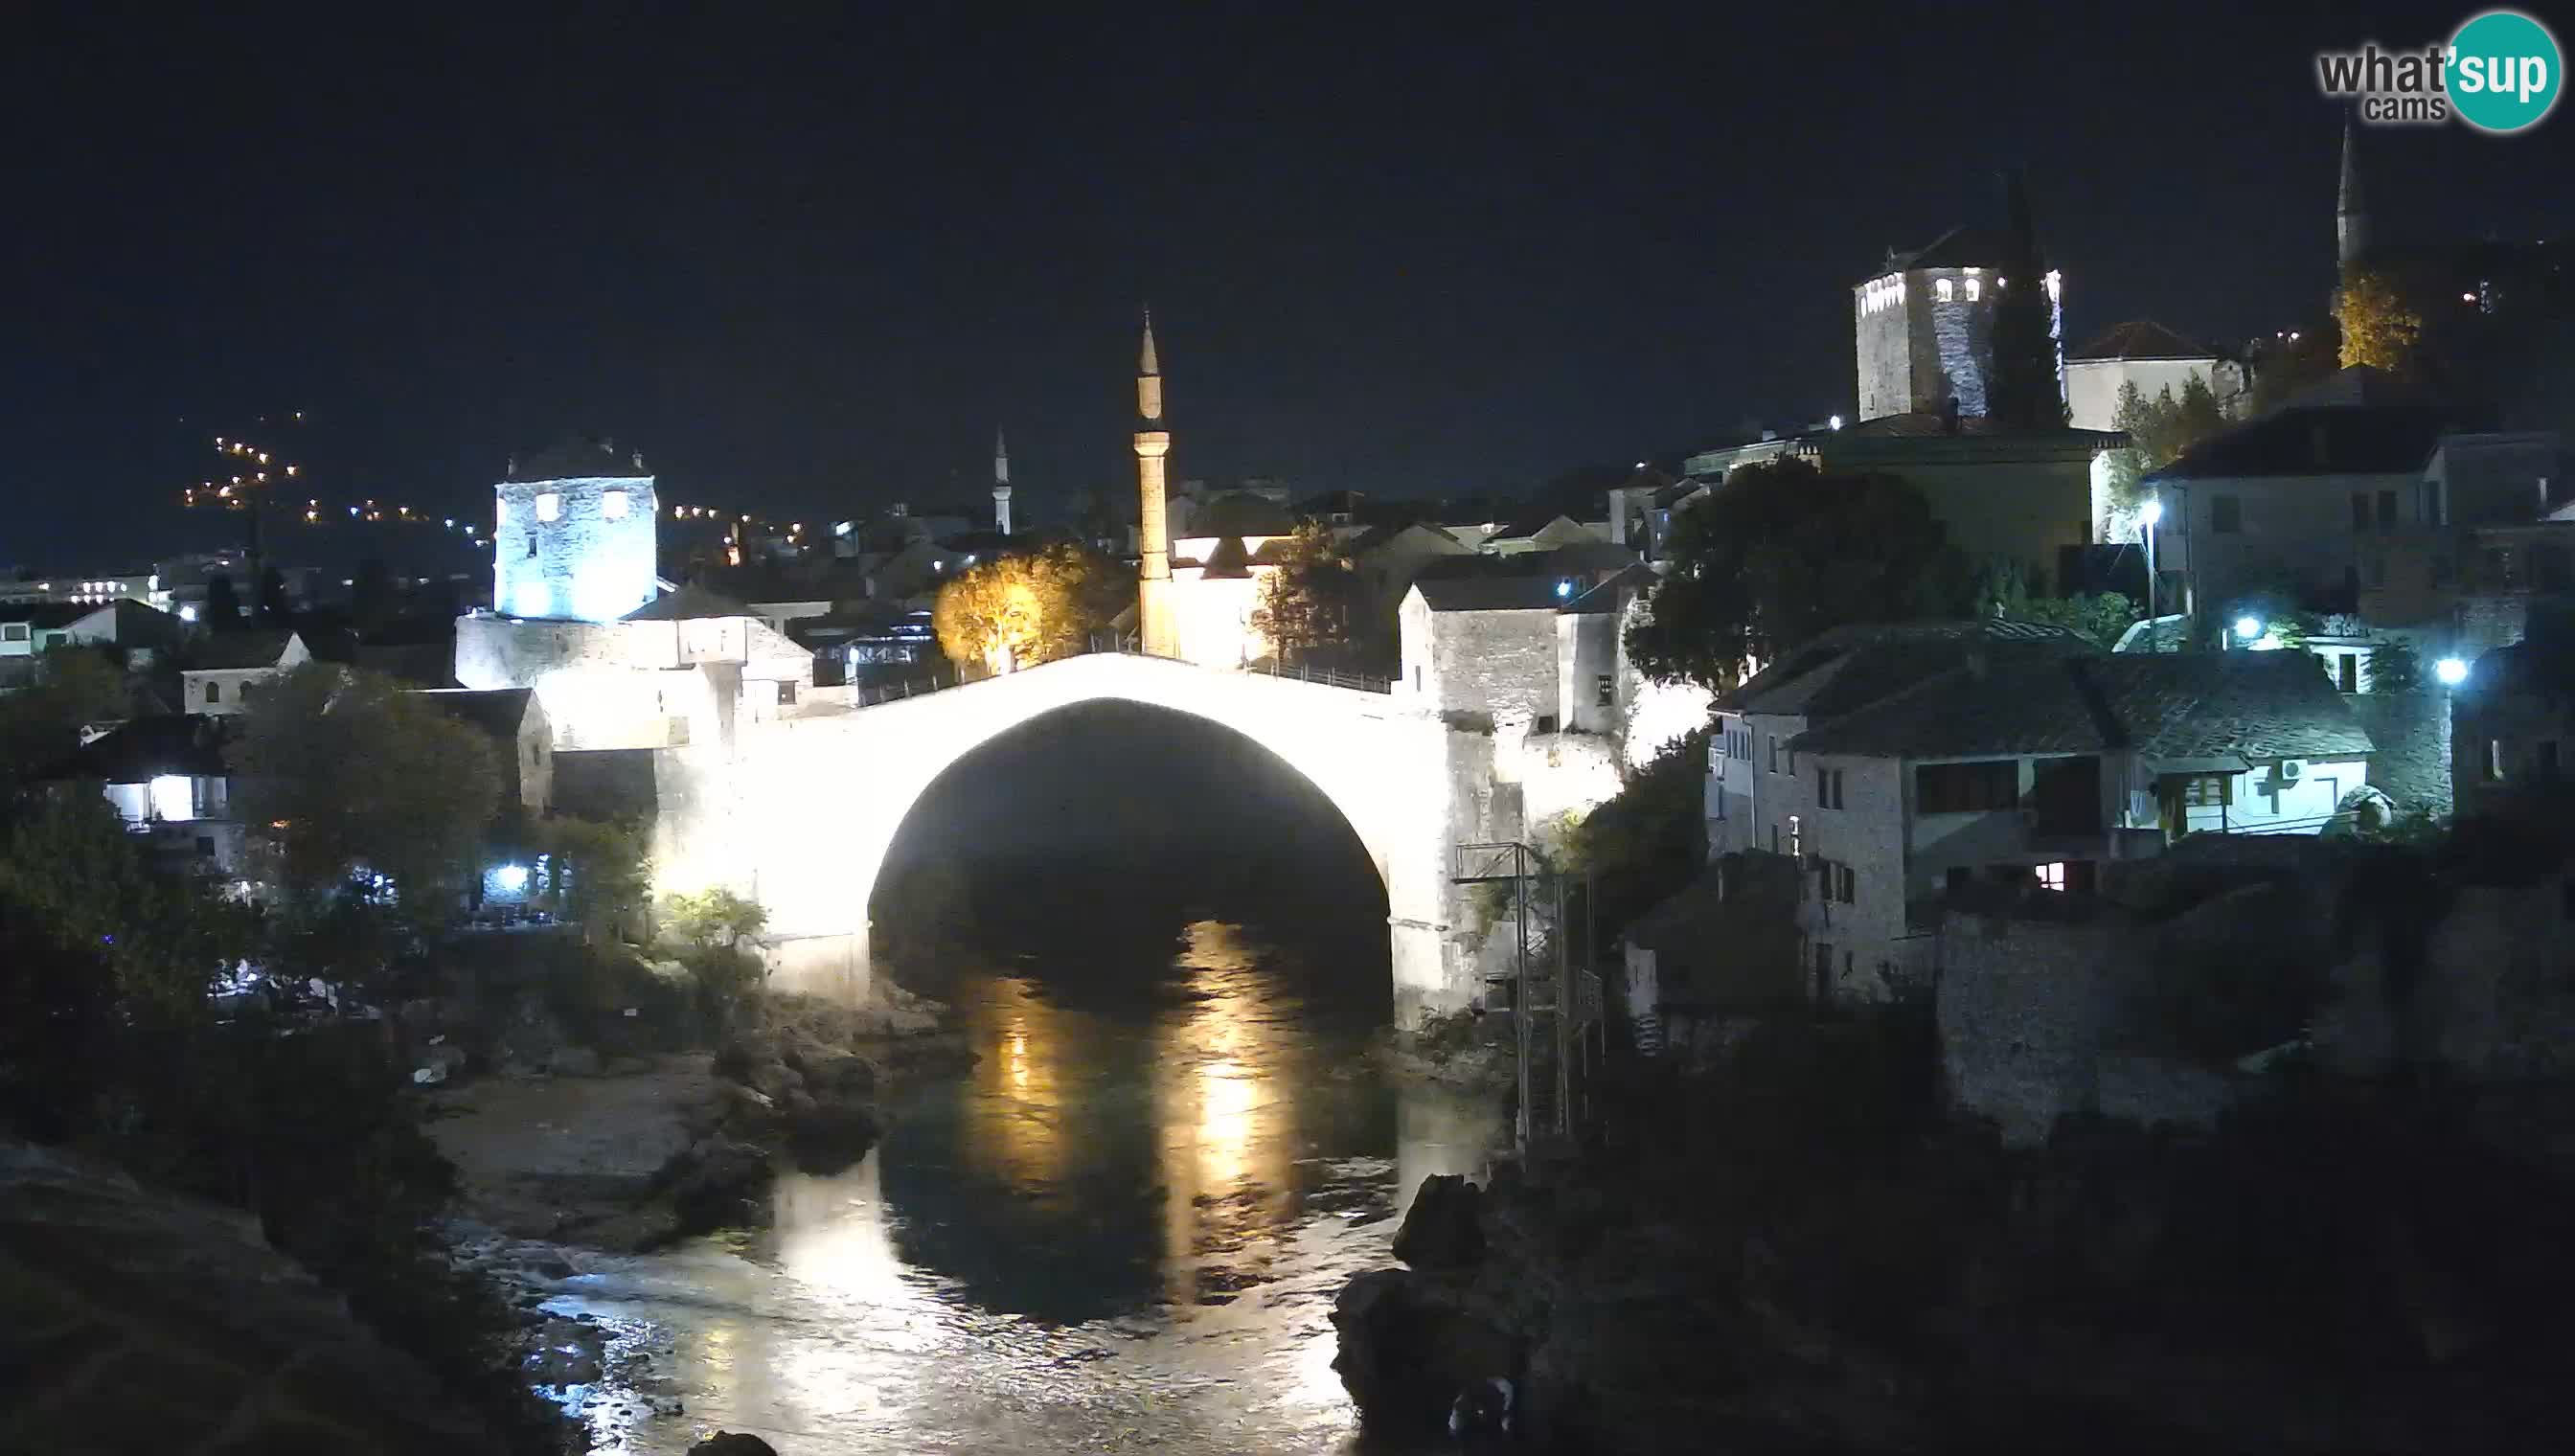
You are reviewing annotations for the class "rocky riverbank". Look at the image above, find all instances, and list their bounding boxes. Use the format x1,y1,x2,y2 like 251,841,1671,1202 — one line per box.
1332,1028,2575,1453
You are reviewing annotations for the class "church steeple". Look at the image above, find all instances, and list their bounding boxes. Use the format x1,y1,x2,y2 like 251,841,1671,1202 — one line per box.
991,426,1013,536
1132,307,1177,657
2337,115,2370,268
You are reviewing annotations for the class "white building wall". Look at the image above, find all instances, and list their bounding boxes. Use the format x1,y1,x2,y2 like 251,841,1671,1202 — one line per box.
2064,356,2223,433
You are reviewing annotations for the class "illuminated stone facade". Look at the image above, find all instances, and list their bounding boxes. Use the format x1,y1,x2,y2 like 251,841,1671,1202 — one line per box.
492,446,659,624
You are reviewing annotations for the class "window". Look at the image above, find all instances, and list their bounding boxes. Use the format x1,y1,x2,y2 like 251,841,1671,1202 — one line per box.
2179,774,2232,807
778,681,797,707
1534,715,1558,735
2541,740,2562,777
1915,760,2018,813
1,624,26,642
203,680,221,705
1964,277,1981,302
602,489,629,520
1835,863,1856,903
2352,492,2373,531
1815,767,1845,808
1936,278,1954,302
2036,862,2067,892
1768,737,1779,773
2377,489,2398,529
2212,494,2243,534
1595,673,1615,708
1413,666,1422,691
526,536,538,558
2486,739,2506,783
535,491,562,522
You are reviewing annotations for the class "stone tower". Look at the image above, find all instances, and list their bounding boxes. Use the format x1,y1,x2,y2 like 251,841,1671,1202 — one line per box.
991,426,1014,536
491,437,658,623
2336,115,2370,268
1133,309,1178,657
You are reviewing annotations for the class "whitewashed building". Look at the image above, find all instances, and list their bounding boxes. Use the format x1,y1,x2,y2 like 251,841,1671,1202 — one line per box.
2062,320,2245,431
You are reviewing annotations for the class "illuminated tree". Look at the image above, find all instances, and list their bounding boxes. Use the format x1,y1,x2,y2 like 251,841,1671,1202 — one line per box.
2336,268,2424,373
1625,459,1966,692
1250,522,1362,667
932,541,1119,675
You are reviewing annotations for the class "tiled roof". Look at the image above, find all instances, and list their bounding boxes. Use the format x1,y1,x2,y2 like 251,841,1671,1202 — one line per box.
1790,649,2373,762
1721,620,2097,717
410,687,536,742
624,584,753,621
2067,320,2221,363
50,714,231,784
510,437,648,481
1560,563,1661,615
1413,577,1569,612
0,602,100,628
1875,225,2018,276
185,629,300,671
1189,491,1297,538
2145,402,2449,481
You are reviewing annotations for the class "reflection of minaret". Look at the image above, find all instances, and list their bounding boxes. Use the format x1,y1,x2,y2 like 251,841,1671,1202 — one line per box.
2337,115,2370,268
991,426,1014,536
1133,309,1178,657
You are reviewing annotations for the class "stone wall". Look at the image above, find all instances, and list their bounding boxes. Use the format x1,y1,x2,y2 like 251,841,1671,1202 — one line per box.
1428,608,1561,729
492,472,658,624
2350,689,2452,815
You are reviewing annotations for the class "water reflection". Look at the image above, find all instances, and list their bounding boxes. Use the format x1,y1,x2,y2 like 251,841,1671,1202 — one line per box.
560,921,1502,1454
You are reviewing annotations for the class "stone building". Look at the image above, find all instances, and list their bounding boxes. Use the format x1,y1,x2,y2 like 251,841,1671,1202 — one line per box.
179,630,308,715
491,438,659,625
2450,619,2575,821
2062,320,2246,431
1853,225,2062,423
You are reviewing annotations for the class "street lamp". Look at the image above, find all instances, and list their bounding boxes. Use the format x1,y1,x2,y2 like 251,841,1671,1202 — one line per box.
2139,498,2163,649
2435,656,2469,687
2235,615,2265,644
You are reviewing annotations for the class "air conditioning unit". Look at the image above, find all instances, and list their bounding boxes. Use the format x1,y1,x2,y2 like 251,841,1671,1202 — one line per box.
2278,759,2304,783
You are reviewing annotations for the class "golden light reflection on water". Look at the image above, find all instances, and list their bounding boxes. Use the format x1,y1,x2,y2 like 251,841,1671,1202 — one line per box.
1152,921,1299,1305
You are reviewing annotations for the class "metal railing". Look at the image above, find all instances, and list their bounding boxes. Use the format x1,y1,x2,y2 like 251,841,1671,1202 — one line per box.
845,641,1393,709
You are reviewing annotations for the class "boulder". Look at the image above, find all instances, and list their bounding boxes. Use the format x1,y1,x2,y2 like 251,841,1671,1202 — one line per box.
689,1434,780,1456
664,1138,775,1237
1330,1267,1515,1436
1392,1173,1486,1271
784,1098,880,1176
791,1045,877,1100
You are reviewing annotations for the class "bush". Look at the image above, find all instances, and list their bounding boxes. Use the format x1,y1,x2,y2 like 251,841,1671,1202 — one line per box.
538,940,697,1053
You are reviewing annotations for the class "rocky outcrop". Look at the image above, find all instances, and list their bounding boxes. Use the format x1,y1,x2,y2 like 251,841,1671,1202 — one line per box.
0,1139,503,1452
689,1432,781,1455
1390,1172,1485,1270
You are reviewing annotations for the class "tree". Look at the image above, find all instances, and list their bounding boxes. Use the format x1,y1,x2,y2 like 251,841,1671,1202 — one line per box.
1625,459,1967,692
664,886,768,950
2364,637,2423,694
1250,521,1363,667
256,565,292,626
0,647,129,790
2337,267,2424,373
536,816,651,939
203,573,242,628
1972,561,2140,650
232,663,503,933
1986,175,2064,431
931,540,1119,674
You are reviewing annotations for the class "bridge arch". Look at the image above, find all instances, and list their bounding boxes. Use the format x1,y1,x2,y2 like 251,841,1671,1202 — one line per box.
715,654,1468,1025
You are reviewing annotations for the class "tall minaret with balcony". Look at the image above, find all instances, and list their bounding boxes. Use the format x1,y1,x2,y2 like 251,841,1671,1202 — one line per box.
991,426,1014,535
1132,310,1178,657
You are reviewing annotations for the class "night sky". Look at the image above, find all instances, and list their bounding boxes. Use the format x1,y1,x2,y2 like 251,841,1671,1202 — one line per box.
11,3,2572,567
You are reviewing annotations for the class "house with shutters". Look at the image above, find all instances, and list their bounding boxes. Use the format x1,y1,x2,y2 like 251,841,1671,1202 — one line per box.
1711,624,2372,1003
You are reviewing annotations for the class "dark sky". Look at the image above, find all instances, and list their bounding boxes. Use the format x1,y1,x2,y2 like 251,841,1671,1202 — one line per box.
10,2,2571,567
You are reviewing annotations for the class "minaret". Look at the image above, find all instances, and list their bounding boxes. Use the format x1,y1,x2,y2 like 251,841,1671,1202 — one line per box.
991,426,1013,536
2336,115,2370,269
1133,308,1178,657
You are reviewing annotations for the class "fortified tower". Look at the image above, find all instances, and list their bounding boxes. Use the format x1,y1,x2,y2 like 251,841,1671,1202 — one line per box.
1133,310,1178,657
991,426,1014,536
491,437,658,623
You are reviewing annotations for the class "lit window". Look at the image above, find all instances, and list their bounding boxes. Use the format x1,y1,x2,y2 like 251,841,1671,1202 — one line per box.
535,492,562,522
1936,278,1954,302
1965,277,1981,302
602,489,629,520
2036,862,2067,892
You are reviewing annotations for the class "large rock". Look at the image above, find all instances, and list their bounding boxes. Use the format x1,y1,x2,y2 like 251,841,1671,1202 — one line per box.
689,1433,780,1455
1392,1173,1486,1271
663,1138,776,1237
1330,1267,1516,1436
0,1139,510,1451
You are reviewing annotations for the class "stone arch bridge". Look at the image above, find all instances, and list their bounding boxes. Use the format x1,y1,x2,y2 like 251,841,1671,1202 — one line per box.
661,652,1508,1028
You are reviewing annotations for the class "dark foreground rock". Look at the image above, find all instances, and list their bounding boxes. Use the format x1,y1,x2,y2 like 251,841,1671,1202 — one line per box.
1391,1172,1485,1271
0,1139,501,1452
690,1432,780,1455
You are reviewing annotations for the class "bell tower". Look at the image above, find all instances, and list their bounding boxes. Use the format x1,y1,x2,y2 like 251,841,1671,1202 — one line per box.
1133,309,1178,657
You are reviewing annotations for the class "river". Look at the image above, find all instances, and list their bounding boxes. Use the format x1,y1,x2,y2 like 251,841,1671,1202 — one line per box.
544,920,1501,1454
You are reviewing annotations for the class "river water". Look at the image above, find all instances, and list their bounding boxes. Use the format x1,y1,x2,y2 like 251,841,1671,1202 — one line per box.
548,920,1501,1454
